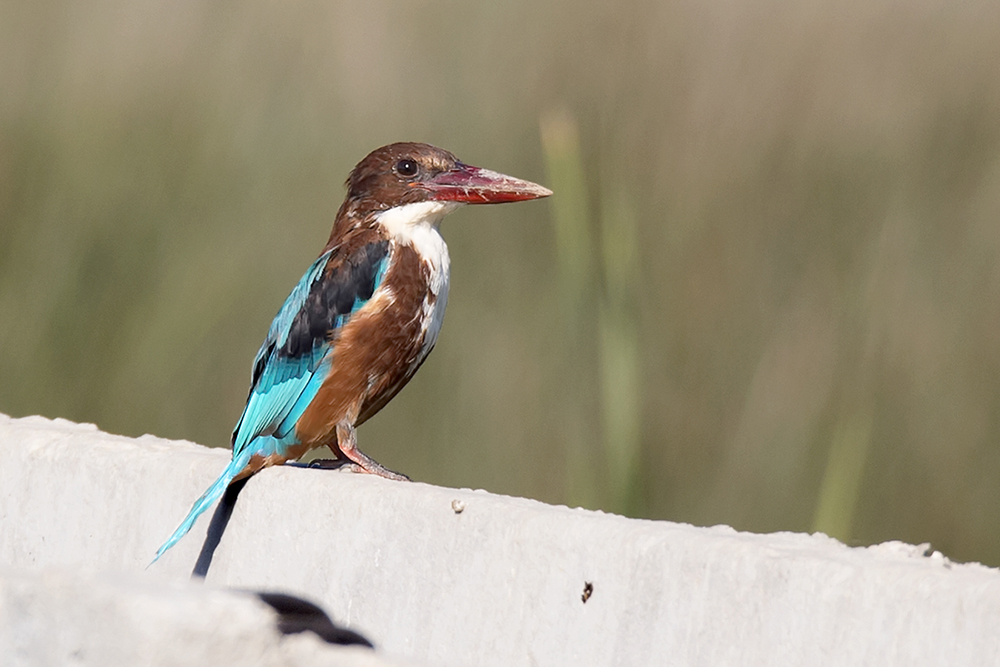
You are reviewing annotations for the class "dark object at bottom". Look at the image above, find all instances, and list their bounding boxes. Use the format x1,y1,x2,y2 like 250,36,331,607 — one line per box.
256,592,374,647
186,476,370,647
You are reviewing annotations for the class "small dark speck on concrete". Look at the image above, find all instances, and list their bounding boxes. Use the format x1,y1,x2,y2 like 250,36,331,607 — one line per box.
582,582,593,603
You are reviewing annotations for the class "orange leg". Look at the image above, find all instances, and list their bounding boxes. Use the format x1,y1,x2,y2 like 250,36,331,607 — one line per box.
310,421,409,481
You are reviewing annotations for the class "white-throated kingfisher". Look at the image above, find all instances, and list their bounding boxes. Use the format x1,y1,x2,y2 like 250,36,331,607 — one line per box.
152,143,551,563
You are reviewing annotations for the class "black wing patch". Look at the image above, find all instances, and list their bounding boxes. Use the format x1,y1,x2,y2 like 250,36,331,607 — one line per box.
250,341,274,393
280,240,390,359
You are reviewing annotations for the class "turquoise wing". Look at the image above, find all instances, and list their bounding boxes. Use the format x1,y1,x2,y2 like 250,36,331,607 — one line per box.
151,238,390,564
232,239,391,457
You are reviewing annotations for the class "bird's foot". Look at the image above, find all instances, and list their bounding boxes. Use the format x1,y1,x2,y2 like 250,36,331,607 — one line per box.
339,460,410,482
305,458,350,471
333,421,410,481
293,457,409,481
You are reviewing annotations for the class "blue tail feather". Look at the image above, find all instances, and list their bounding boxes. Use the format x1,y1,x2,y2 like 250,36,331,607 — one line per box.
150,449,253,566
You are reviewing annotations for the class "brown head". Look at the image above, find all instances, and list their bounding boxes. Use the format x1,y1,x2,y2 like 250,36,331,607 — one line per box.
332,142,552,237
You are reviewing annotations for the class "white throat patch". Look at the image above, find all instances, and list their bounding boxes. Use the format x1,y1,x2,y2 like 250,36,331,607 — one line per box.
376,200,464,234
375,200,461,357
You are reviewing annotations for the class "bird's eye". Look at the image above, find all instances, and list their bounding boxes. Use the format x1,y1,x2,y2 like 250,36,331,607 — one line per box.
395,159,419,178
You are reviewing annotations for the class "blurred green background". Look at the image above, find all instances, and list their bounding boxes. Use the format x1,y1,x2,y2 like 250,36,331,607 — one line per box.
3,0,1000,565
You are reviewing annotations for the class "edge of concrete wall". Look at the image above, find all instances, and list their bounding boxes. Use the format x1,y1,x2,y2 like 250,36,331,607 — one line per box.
2,413,999,666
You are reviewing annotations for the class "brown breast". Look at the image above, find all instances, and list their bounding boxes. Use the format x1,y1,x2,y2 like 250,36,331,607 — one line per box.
293,240,434,447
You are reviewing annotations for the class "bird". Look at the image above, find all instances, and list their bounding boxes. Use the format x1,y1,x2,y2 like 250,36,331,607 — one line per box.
152,142,552,563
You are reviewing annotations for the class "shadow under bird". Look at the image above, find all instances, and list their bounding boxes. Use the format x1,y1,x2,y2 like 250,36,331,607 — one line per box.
152,142,552,563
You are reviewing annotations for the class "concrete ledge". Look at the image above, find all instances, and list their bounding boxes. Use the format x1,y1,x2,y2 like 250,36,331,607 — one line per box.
0,568,403,666
2,413,1000,666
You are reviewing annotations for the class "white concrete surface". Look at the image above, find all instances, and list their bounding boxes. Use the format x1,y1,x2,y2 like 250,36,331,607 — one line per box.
0,568,407,667
2,412,1000,666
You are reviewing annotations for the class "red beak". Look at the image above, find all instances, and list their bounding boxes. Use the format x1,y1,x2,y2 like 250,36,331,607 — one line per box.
419,163,553,204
